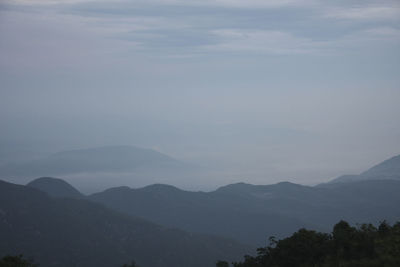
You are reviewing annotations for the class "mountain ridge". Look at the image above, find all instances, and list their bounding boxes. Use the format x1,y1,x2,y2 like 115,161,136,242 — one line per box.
27,177,84,199
327,154,400,184
18,152,400,248
0,179,250,267
0,145,184,177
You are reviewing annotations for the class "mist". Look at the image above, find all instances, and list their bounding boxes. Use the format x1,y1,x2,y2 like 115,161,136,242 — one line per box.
1,0,400,191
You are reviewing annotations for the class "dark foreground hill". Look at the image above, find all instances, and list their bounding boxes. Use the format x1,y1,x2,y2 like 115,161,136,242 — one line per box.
0,180,249,267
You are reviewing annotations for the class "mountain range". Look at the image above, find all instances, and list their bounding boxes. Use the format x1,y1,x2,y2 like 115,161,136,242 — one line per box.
25,153,400,247
1,151,399,266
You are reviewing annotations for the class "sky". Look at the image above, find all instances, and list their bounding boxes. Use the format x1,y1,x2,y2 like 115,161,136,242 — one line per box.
0,0,399,188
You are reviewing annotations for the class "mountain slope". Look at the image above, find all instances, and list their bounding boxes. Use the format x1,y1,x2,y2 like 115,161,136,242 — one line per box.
361,154,400,178
89,179,400,246
27,177,84,199
0,180,249,267
327,154,400,184
89,183,318,246
216,180,400,226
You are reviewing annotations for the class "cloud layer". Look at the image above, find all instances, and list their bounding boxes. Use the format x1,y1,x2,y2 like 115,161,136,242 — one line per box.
1,0,399,187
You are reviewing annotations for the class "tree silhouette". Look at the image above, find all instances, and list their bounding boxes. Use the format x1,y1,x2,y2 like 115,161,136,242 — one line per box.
216,260,230,267
121,260,139,267
0,255,38,267
221,220,400,267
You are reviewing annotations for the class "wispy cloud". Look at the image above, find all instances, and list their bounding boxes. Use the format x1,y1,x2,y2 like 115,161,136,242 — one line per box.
205,29,321,54
3,0,399,60
323,5,400,21
7,0,316,9
328,26,400,50
202,24,400,55
180,0,315,9
363,27,400,38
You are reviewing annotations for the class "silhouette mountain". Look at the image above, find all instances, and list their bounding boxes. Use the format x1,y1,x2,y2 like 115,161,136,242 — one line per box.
27,177,84,199
0,180,249,267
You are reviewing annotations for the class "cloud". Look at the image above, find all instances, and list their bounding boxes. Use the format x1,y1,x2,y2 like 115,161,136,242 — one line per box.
8,0,315,9
201,24,400,56
329,26,400,50
0,9,140,70
4,0,88,5
363,27,400,38
2,0,400,60
323,5,400,21
204,29,323,54
182,0,314,9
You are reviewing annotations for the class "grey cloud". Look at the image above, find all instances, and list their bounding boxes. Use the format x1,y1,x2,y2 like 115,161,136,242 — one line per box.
323,5,400,21
1,0,399,187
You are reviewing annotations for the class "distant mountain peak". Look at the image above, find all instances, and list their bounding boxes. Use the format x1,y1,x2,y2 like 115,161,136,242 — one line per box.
361,154,400,178
0,145,189,183
51,145,178,162
214,182,254,194
27,177,83,198
274,181,299,187
141,183,183,193
326,154,400,184
215,181,304,194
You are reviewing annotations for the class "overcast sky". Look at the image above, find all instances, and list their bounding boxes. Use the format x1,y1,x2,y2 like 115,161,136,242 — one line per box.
0,0,399,187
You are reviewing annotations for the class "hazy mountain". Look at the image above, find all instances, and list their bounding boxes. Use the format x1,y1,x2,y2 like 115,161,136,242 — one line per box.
361,155,400,178
27,177,84,199
0,145,199,192
89,179,400,246
0,145,184,176
327,154,400,184
323,174,360,184
18,153,400,250
0,180,249,267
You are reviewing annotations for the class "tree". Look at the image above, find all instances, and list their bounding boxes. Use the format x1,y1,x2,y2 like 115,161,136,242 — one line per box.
226,220,400,267
0,255,39,267
216,260,229,267
121,260,139,267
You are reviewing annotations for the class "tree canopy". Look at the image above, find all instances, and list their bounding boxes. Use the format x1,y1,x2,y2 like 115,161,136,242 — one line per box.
220,220,400,267
0,255,38,267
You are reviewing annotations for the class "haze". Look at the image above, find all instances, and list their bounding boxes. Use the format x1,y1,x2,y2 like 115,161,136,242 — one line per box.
1,0,400,190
